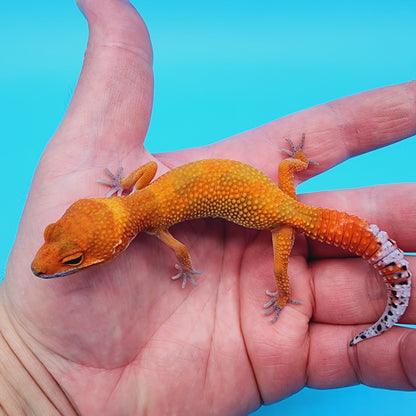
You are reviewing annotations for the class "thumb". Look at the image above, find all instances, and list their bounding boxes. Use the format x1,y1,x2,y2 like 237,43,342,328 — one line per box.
39,0,154,179
6,0,154,287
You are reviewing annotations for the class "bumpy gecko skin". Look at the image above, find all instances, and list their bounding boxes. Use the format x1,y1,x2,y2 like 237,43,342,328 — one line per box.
31,135,412,346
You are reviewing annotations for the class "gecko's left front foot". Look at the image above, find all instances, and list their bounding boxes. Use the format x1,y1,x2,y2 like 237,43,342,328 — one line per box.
263,290,302,323
172,264,202,288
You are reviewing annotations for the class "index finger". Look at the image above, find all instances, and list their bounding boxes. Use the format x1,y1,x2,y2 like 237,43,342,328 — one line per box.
173,81,416,182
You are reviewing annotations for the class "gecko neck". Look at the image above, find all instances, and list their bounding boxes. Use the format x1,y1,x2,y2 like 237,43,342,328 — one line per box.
122,187,159,233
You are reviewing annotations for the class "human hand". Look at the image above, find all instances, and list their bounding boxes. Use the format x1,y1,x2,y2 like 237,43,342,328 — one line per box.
1,0,415,414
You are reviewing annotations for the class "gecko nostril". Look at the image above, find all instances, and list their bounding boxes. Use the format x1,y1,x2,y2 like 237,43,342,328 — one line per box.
31,261,45,278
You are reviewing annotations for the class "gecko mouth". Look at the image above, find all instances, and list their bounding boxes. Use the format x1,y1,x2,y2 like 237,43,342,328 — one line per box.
31,258,106,279
32,268,79,279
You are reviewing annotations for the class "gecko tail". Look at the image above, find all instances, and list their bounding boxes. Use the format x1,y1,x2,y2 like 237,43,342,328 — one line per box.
298,207,412,346
349,224,412,345
349,281,411,345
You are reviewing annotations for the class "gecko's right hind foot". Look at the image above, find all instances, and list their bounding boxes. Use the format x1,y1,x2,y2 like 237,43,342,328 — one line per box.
282,134,318,166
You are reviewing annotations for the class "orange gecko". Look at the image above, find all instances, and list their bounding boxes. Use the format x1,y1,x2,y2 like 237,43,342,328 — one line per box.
31,135,411,346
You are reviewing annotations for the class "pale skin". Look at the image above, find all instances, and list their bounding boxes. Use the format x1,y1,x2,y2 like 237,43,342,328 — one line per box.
1,0,416,415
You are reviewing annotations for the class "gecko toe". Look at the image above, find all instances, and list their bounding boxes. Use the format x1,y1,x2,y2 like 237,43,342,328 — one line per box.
97,167,125,197
172,264,202,288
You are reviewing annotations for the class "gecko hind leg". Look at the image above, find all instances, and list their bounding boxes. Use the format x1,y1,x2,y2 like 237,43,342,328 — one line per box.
263,134,311,323
282,133,319,166
264,290,302,323
264,225,302,323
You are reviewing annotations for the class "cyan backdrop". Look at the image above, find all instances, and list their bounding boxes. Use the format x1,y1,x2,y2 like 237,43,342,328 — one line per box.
1,1,415,414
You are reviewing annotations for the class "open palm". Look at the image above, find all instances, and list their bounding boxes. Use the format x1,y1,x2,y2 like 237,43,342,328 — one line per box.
1,1,415,415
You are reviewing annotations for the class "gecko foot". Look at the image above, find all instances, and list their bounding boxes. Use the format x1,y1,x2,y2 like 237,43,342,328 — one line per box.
97,167,125,197
263,290,302,323
172,264,202,288
282,134,319,166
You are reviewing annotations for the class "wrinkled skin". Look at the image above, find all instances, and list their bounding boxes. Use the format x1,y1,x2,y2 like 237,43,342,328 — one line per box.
1,1,416,415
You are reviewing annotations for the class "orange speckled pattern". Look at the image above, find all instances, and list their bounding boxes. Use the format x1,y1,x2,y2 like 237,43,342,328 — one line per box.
31,138,411,346
139,159,292,231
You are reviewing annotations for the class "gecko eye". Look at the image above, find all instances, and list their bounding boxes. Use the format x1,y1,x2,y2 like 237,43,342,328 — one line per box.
62,253,84,266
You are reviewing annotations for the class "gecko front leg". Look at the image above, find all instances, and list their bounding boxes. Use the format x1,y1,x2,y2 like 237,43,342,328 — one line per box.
97,167,125,197
155,229,202,288
172,264,203,288
98,161,158,196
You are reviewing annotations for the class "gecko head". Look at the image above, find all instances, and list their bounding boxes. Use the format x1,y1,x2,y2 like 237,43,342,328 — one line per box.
31,198,130,278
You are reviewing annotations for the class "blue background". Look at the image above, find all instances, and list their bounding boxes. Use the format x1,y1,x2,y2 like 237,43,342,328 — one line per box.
1,0,415,414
